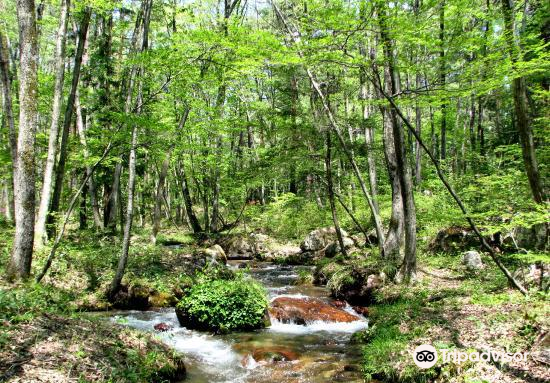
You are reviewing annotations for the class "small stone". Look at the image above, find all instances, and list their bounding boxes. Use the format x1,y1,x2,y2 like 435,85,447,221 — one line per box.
153,322,172,332
462,250,483,271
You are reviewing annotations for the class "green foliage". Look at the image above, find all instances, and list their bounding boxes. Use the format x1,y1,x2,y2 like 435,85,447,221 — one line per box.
176,274,268,333
248,193,332,240
0,283,75,323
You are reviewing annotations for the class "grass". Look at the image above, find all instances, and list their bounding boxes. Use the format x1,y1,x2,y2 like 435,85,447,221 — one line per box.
352,249,549,383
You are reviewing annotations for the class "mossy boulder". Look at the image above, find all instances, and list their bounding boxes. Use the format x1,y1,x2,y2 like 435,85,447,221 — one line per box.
175,277,270,333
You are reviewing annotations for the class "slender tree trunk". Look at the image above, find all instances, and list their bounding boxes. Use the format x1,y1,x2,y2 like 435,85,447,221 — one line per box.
439,1,447,160
360,62,380,218
414,73,422,186
500,0,545,203
178,162,202,233
47,7,91,238
468,92,476,158
0,32,16,220
109,0,152,297
2,180,12,221
325,131,347,257
75,88,103,228
151,157,169,243
79,172,88,229
104,163,122,231
477,98,485,157
8,0,39,280
35,0,70,247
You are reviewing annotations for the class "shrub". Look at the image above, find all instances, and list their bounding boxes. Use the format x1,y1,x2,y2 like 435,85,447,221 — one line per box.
175,276,269,333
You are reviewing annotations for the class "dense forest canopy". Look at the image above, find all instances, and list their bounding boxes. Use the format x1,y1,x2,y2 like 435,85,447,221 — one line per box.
0,0,548,381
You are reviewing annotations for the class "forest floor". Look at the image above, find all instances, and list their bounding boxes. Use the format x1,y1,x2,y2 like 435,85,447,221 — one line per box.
0,224,548,383
0,311,186,382
359,253,549,383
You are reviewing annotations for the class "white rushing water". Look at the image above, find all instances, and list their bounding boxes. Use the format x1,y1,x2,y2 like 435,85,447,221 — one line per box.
108,263,368,382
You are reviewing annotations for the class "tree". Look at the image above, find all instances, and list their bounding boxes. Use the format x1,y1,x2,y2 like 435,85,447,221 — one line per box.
8,0,39,280
35,0,70,247
500,0,546,204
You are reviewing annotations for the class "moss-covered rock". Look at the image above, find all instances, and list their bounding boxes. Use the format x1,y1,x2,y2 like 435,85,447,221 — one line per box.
175,277,269,333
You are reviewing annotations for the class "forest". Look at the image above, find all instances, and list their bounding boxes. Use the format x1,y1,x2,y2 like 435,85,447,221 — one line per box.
0,0,548,382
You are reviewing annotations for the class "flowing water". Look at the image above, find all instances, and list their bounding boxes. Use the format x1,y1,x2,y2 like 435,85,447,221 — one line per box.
108,262,368,382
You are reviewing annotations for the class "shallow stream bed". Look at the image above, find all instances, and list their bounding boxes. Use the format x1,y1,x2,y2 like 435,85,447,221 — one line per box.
107,262,367,382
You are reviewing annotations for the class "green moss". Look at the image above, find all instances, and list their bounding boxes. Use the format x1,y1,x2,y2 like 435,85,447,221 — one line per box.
176,275,269,333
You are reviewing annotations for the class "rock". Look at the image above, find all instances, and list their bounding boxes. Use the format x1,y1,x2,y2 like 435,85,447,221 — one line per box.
332,300,347,308
429,226,481,253
328,267,385,305
301,227,350,252
502,224,548,251
325,236,355,258
511,263,549,290
226,236,254,259
201,244,227,264
352,306,369,316
149,291,178,307
110,283,152,310
251,347,299,363
154,322,172,332
265,244,301,261
269,297,359,324
366,273,384,289
462,250,483,271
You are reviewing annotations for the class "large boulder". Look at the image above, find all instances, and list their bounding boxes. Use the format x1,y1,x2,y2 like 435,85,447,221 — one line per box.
110,283,152,310
222,233,300,261
462,250,483,271
502,224,548,251
225,236,254,259
325,266,385,305
301,227,350,252
429,226,482,253
201,244,227,265
511,263,549,290
325,236,355,258
269,297,359,324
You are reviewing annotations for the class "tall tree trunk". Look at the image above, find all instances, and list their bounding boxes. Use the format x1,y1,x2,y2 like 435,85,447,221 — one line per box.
79,172,88,230
500,0,545,203
109,0,152,297
325,131,347,257
178,162,202,233
439,0,447,160
104,163,122,231
35,0,70,247
75,88,103,228
47,7,91,238
414,72,422,186
8,0,39,280
0,32,16,221
468,92,476,158
2,180,12,221
151,157,169,243
381,108,404,262
378,4,417,281
360,64,380,219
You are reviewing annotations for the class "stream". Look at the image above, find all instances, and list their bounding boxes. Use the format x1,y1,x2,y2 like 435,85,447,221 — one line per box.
108,261,368,382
